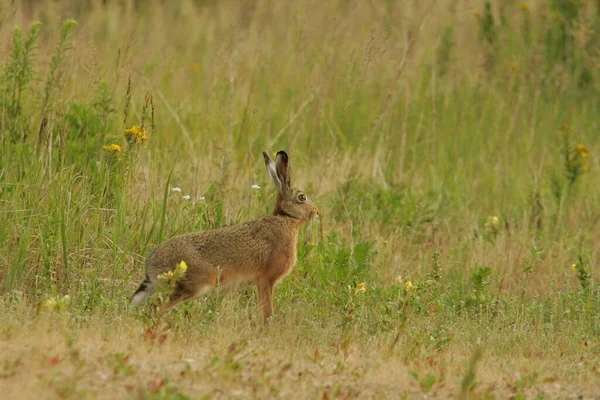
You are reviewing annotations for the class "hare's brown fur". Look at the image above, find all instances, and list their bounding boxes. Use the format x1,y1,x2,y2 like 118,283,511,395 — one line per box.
130,151,318,323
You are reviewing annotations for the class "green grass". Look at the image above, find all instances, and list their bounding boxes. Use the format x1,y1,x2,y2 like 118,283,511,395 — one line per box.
1,0,600,398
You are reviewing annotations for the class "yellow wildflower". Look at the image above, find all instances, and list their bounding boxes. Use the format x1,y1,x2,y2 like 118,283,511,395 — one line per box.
519,3,529,12
575,145,590,159
177,260,188,273
404,281,416,292
45,297,58,309
158,270,175,283
176,260,188,275
355,282,366,294
571,263,578,272
561,124,573,133
44,295,70,311
484,216,501,233
124,125,148,145
103,144,122,153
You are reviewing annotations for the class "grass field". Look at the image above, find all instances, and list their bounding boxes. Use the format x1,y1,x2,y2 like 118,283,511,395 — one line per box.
1,1,600,398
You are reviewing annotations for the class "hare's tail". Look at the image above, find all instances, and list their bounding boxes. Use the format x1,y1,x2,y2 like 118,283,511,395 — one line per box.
130,274,153,307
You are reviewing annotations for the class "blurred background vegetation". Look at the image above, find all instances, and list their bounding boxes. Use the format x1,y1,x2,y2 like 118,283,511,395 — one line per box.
0,0,599,336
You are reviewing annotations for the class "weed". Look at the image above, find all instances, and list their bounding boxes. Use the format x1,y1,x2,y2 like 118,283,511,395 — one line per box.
207,340,250,379
459,347,483,399
2,21,42,143
571,255,591,294
128,380,190,400
38,19,77,158
104,352,136,378
138,260,189,343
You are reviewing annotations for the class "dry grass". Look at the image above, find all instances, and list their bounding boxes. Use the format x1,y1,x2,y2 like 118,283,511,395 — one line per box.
1,308,599,399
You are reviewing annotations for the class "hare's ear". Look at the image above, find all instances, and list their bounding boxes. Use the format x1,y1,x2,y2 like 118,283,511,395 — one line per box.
263,151,283,192
275,151,291,188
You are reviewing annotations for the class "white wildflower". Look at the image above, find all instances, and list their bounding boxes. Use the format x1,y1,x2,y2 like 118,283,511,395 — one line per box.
198,196,206,201
171,187,182,193
252,184,261,190
182,194,191,200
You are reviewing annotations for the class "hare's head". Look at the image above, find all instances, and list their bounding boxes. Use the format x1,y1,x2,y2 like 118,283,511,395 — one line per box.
263,151,318,222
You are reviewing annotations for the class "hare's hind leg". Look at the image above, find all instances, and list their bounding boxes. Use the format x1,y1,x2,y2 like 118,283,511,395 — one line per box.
161,266,218,313
257,277,275,324
161,283,213,313
168,266,217,305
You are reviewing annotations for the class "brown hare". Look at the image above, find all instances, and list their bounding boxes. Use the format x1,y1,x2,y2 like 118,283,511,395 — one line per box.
130,150,318,323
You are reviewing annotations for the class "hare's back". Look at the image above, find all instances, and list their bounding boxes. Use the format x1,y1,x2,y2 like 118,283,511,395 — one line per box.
146,219,277,277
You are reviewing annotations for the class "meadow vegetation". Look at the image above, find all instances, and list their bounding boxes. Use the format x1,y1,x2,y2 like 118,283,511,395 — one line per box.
1,0,600,398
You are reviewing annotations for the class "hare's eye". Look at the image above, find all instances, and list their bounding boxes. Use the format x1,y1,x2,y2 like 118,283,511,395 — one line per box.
298,194,307,202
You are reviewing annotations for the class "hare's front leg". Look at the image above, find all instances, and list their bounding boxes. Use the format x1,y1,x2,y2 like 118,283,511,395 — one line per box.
257,277,275,324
